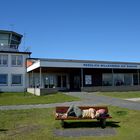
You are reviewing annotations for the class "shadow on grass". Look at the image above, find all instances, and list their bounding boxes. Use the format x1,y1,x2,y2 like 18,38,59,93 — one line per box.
0,129,8,132
0,91,4,95
63,121,120,128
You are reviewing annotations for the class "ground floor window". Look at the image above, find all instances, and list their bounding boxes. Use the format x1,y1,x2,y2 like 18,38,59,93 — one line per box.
102,74,112,86
103,73,133,86
57,75,67,88
124,74,132,85
62,75,67,87
0,74,8,85
11,74,22,85
44,75,55,88
114,74,124,86
133,73,138,85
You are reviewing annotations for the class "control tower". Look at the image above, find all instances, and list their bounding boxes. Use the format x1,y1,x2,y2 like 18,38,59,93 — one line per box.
0,30,23,52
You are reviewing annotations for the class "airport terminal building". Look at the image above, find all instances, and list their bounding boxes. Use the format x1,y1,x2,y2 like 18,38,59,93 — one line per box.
1,30,140,95
26,58,140,95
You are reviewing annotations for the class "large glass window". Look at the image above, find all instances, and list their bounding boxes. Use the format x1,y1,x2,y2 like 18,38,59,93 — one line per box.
124,74,132,85
103,73,133,86
11,74,22,85
102,74,112,86
0,74,8,85
0,34,9,46
56,75,67,88
44,75,55,88
0,54,8,66
57,76,61,87
11,55,23,66
114,74,124,86
133,73,138,85
62,75,67,87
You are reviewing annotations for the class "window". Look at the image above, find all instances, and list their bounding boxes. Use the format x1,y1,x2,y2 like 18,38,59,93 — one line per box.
57,76,61,87
133,73,138,85
62,75,67,87
114,74,124,86
0,54,8,66
124,74,132,85
11,74,22,85
11,55,23,66
44,75,55,88
0,74,8,85
0,34,9,46
102,74,113,86
56,75,67,88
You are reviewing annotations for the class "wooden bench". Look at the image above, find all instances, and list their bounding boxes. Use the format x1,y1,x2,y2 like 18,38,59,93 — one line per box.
55,106,112,128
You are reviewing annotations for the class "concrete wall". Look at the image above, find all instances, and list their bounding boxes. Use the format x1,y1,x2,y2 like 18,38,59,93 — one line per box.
81,85,140,92
27,88,58,96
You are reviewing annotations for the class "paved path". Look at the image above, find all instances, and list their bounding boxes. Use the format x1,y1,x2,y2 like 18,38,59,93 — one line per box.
64,92,140,111
125,98,140,101
0,92,140,111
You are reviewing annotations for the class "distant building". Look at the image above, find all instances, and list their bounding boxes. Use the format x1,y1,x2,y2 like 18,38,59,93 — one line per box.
0,30,31,92
27,58,140,95
1,30,140,95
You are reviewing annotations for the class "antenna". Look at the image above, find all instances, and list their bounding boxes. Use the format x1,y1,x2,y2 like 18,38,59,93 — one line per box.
24,46,31,52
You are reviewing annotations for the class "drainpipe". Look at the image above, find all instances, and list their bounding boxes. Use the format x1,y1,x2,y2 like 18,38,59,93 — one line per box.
39,67,42,88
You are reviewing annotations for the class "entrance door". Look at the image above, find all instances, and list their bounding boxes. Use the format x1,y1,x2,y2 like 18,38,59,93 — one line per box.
70,75,81,91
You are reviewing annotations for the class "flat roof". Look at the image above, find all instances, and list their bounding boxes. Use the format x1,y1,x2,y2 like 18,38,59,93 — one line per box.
27,58,140,72
0,30,23,37
28,58,140,65
0,51,31,55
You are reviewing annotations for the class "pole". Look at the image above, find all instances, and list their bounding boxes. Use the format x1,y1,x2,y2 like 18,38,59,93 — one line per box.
81,68,83,88
40,67,42,88
112,69,114,86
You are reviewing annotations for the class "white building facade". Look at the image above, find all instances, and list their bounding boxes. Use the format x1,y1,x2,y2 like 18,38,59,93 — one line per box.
0,30,31,92
0,52,31,92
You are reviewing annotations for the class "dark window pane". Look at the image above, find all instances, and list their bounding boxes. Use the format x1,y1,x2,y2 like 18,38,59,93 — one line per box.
133,74,138,85
0,74,7,84
12,75,22,85
62,76,66,87
57,76,61,87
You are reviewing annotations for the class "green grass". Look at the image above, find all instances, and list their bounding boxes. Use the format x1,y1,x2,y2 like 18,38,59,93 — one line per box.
0,92,80,106
98,91,140,99
0,106,140,140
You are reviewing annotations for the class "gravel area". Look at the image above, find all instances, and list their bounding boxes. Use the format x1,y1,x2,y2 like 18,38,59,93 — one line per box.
54,128,116,137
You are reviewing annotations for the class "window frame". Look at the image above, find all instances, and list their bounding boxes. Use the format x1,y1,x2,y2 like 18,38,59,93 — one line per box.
11,74,23,86
0,54,8,67
11,55,23,67
0,74,8,86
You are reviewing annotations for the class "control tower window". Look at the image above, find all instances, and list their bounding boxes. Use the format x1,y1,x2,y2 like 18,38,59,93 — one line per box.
11,55,23,66
0,54,8,66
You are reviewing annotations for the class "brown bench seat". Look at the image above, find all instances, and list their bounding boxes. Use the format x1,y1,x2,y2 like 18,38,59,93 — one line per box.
55,106,112,128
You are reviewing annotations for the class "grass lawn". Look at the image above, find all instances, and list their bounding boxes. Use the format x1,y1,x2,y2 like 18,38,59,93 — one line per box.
0,106,140,140
98,91,140,99
0,92,80,106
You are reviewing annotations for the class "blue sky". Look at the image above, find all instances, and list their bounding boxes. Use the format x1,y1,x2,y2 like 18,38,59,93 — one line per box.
1,0,140,62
